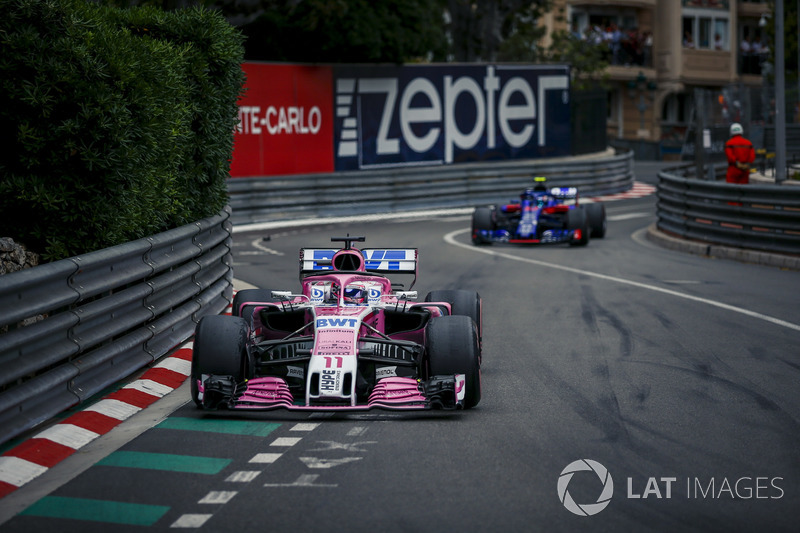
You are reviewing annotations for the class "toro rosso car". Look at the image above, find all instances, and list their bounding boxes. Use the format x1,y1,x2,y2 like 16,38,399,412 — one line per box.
191,236,481,412
471,177,606,246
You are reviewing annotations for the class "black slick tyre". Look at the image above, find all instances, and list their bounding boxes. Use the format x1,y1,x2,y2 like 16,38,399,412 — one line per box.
471,206,495,245
566,207,590,246
424,289,482,345
586,203,607,238
191,315,248,407
426,315,481,409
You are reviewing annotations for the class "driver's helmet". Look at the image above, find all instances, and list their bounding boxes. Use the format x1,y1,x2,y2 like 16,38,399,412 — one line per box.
344,282,368,305
533,176,547,192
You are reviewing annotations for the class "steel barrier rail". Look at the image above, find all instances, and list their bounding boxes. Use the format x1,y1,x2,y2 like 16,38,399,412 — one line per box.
656,169,800,255
0,207,233,445
227,150,634,224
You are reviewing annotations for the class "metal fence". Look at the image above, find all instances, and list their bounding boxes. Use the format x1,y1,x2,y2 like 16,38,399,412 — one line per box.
228,150,634,225
0,207,233,445
656,166,800,255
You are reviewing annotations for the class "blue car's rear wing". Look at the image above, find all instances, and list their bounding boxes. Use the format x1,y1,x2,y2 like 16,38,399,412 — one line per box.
549,186,578,199
300,248,418,287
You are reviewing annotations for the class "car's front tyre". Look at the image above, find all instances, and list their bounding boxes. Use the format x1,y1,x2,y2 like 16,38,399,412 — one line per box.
471,206,495,245
426,315,481,409
191,315,248,407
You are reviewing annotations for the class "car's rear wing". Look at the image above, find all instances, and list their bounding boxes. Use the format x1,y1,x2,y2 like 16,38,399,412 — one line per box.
300,248,418,286
549,186,578,199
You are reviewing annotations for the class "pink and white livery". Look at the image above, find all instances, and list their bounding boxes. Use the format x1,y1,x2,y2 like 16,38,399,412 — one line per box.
192,235,482,411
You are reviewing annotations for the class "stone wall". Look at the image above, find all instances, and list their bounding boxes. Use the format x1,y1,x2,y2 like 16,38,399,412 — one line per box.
0,237,39,275
0,238,42,332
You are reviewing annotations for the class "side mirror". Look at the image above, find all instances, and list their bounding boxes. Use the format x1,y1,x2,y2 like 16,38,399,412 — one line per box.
395,291,418,300
271,290,293,301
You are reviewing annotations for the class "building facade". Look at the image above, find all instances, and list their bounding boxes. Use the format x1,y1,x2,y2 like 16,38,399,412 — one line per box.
543,0,771,159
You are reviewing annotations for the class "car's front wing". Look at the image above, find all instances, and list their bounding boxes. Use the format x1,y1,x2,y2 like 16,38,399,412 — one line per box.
477,228,576,244
196,375,466,411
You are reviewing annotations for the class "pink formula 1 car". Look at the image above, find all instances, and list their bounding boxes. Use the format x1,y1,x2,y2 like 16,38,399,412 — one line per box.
191,235,482,411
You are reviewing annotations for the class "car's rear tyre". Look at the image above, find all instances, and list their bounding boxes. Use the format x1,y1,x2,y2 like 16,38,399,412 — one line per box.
471,206,494,245
424,289,482,345
191,315,248,407
586,203,607,238
232,289,275,318
566,207,590,246
426,316,481,409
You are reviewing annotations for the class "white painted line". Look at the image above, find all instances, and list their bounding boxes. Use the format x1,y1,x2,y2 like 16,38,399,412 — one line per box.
608,212,651,221
251,238,285,256
83,399,141,420
308,441,376,452
225,471,261,483
299,457,363,469
198,491,237,504
170,514,213,528
233,208,474,234
270,437,302,447
263,474,338,488
346,426,367,437
249,453,283,464
0,457,48,486
33,424,99,450
444,228,800,333
290,423,320,432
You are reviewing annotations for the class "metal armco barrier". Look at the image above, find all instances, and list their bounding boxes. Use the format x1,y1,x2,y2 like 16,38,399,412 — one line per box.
657,167,800,255
228,150,634,224
0,207,233,445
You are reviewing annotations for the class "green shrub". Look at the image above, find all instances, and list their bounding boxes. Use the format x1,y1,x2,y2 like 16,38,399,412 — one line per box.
0,0,244,261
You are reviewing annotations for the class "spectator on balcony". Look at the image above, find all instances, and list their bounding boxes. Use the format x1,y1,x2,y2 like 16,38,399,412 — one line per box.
714,33,724,50
740,35,752,55
609,23,623,65
643,31,653,67
725,123,755,185
740,35,759,73
683,31,695,48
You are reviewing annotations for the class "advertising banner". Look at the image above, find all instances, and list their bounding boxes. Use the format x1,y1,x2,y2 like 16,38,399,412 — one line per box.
230,63,571,177
231,63,334,177
332,64,571,171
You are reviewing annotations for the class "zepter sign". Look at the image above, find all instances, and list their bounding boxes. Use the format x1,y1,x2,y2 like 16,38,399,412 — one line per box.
333,64,570,170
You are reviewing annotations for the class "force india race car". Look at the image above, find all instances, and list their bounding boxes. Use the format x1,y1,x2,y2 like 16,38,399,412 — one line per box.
471,177,607,246
191,236,482,412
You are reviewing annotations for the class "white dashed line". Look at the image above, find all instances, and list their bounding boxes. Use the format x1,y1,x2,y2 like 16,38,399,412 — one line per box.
170,514,213,528
225,471,261,483
270,437,303,447
198,491,238,505
249,453,283,464
291,423,321,431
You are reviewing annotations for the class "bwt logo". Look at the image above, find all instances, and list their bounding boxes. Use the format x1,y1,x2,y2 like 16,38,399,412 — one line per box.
316,318,358,328
334,65,569,169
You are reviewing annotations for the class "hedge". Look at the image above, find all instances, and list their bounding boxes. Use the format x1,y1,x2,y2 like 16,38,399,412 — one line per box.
0,0,245,261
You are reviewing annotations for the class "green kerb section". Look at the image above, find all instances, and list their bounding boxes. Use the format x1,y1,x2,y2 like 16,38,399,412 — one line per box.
20,496,169,525
157,417,281,436
97,451,231,474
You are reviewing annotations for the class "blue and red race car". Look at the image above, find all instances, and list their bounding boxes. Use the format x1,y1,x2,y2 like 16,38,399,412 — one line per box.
471,177,606,246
